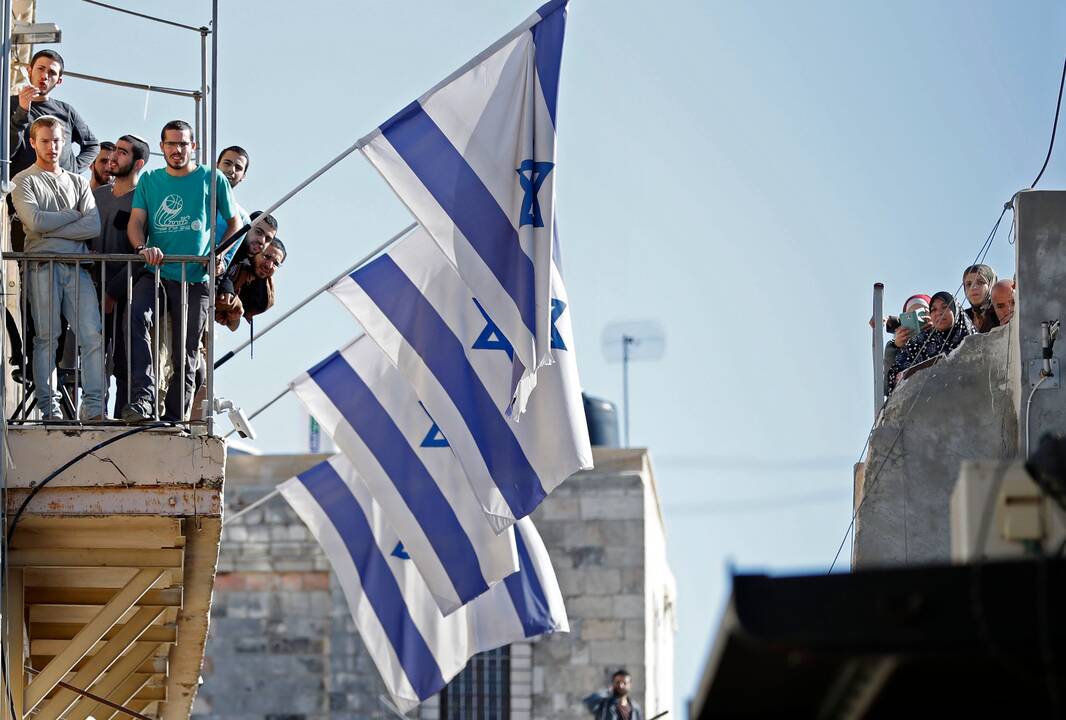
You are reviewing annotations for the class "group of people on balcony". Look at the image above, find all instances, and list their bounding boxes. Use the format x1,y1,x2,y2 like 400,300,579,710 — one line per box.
6,49,287,423
881,263,1016,397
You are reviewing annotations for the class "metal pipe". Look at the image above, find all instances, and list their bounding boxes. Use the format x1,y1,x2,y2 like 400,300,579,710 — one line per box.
622,335,631,447
152,267,160,420
126,260,132,412
4,252,209,261
200,28,208,165
100,261,106,413
79,0,204,32
74,262,81,416
193,94,202,166
206,0,218,435
872,283,885,419
214,223,415,369
224,488,281,526
13,64,200,98
0,0,13,193
223,385,291,438
180,264,187,422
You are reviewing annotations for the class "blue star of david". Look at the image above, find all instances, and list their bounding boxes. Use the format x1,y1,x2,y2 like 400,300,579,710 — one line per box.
517,159,554,228
471,298,514,360
420,422,449,448
550,298,567,351
391,542,411,560
416,402,449,447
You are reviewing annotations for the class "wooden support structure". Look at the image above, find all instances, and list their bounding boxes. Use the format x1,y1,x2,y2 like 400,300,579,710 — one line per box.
61,643,164,720
2,570,26,719
24,568,165,712
32,608,165,720
2,426,225,720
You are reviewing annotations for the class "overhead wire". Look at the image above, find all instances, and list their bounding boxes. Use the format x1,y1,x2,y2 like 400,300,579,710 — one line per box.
829,52,1066,573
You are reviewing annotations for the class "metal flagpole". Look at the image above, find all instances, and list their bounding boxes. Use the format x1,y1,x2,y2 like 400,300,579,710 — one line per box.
214,222,416,368
205,0,218,435
223,385,291,438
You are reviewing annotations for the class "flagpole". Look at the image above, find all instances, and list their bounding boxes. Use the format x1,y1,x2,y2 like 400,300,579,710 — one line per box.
214,222,416,368
223,385,291,438
224,488,281,526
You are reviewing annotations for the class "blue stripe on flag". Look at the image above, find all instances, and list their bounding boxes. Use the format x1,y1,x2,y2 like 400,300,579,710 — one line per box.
379,102,537,336
309,353,490,603
297,461,446,700
351,254,547,519
504,525,555,637
532,0,567,126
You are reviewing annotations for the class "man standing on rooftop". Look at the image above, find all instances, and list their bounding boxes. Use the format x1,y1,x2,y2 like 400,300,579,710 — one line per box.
9,49,99,177
11,115,104,420
122,120,240,422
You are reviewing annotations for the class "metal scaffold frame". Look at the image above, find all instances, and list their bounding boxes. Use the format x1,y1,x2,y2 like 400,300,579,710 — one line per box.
0,2,222,717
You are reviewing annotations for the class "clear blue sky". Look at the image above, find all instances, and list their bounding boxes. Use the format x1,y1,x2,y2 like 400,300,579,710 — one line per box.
39,0,1066,715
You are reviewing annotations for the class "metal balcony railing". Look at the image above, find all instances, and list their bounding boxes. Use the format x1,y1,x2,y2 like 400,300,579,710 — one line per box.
4,252,213,427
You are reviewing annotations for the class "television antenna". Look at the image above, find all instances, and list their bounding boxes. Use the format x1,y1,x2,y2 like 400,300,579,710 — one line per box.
602,320,666,447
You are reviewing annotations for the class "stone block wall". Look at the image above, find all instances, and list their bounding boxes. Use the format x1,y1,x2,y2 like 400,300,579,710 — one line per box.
197,449,674,720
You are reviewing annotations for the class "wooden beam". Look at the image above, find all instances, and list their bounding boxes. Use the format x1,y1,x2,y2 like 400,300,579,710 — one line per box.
81,673,152,720
31,608,164,720
28,656,168,675
59,643,162,720
160,516,220,720
24,568,165,712
132,685,166,701
26,587,182,607
30,623,175,642
2,569,26,720
12,516,183,550
25,567,181,589
10,549,182,568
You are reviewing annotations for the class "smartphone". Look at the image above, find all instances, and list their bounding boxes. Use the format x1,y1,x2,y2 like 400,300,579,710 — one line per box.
900,309,929,333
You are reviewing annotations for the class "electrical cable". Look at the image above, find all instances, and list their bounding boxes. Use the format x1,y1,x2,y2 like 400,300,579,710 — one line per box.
5,422,175,544
1029,54,1066,189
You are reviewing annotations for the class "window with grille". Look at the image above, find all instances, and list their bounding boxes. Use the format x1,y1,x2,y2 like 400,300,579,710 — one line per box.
439,646,511,719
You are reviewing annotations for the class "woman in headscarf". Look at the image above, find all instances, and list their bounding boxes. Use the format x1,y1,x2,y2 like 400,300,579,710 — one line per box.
962,263,1000,333
886,291,975,395
882,293,931,392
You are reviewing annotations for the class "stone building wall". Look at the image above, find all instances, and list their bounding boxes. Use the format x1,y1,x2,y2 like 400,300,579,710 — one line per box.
195,448,675,720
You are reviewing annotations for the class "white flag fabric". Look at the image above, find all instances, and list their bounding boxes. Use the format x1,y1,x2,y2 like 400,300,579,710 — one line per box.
358,0,568,403
290,335,518,615
279,456,568,712
329,226,593,533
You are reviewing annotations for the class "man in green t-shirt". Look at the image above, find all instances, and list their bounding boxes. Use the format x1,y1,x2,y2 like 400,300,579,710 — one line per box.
122,119,240,422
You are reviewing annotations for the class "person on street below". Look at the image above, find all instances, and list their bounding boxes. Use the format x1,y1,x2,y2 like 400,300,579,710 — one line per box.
962,263,999,333
583,669,643,720
121,120,239,422
887,291,975,395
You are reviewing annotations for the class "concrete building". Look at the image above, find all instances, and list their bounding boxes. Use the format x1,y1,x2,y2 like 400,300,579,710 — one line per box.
854,189,1066,566
194,447,676,720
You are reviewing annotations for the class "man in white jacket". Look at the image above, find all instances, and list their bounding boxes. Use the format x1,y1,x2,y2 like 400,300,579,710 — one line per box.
12,115,103,420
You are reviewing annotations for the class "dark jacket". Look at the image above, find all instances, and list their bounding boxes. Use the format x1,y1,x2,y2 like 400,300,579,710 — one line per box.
583,693,643,720
9,96,98,176
215,259,274,331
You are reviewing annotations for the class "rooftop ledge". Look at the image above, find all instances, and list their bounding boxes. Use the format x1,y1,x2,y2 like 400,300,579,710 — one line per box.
4,425,226,517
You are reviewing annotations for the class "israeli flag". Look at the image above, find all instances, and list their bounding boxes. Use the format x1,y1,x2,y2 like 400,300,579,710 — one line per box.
358,0,568,405
279,456,568,712
291,336,518,614
330,227,592,533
